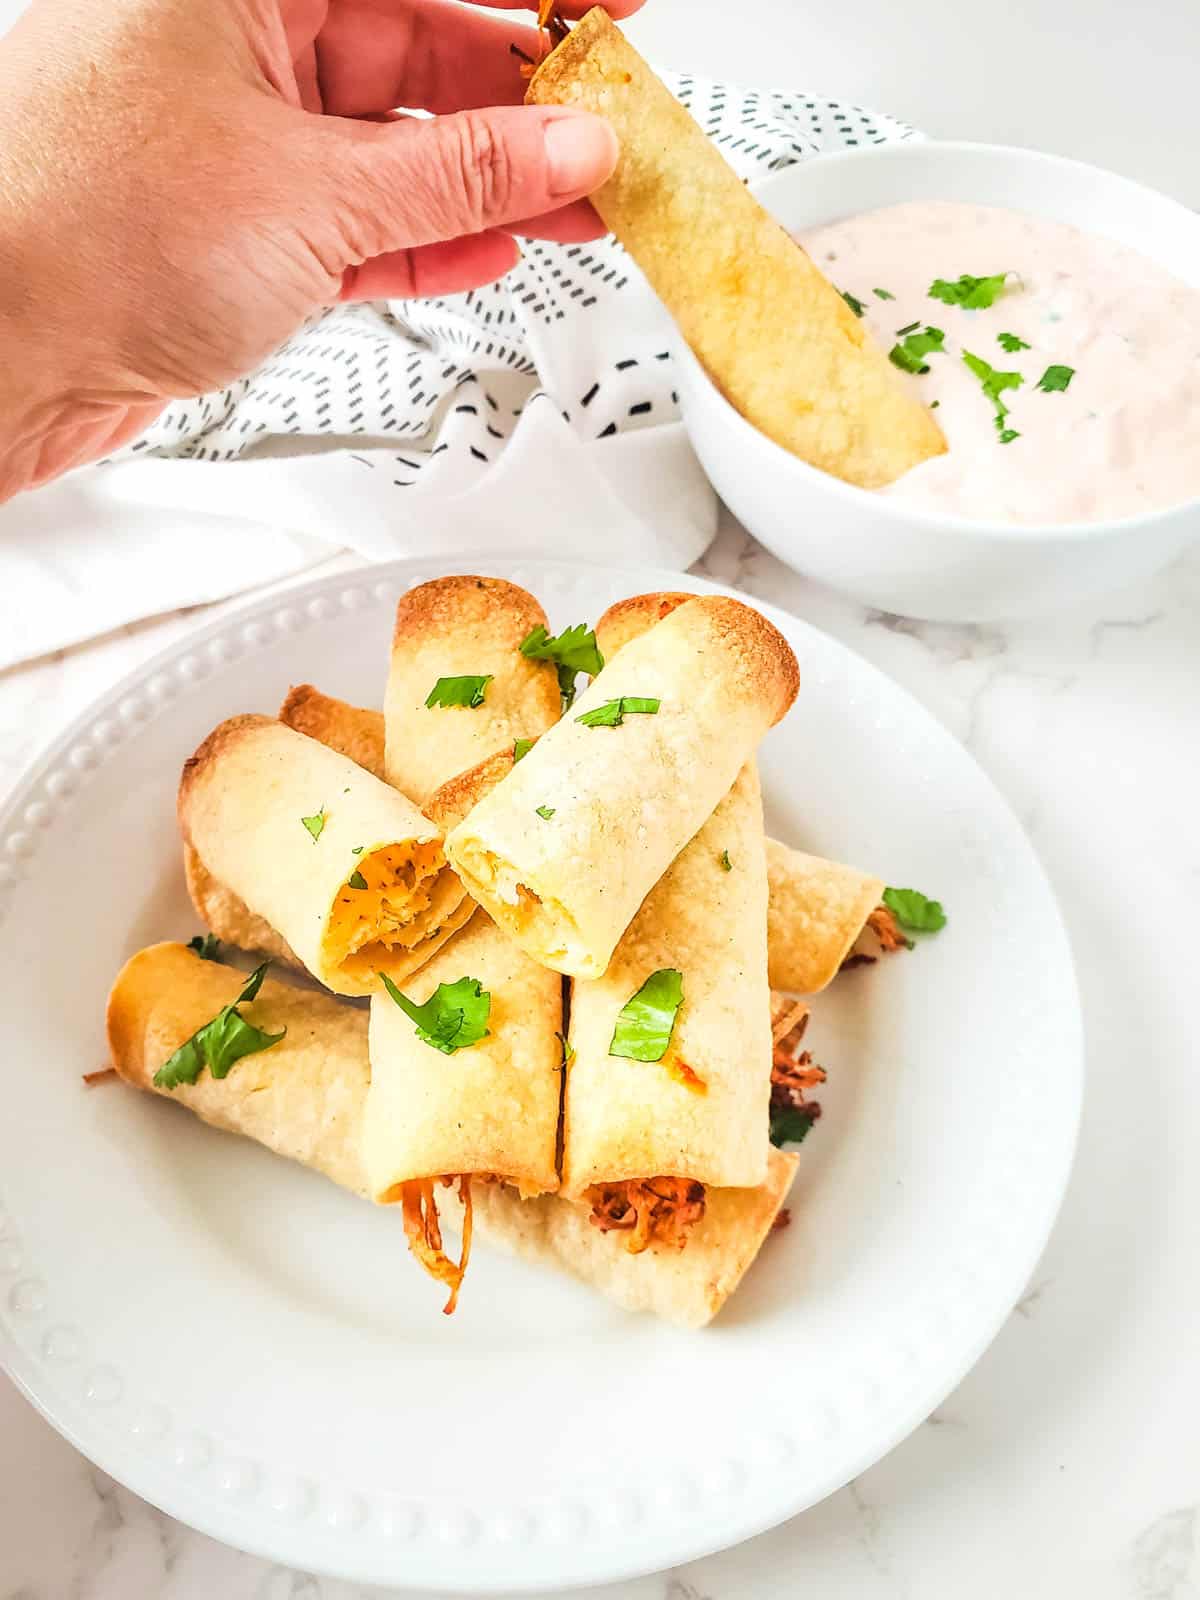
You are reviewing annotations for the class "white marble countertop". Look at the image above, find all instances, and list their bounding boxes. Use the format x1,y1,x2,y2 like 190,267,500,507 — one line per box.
2,514,1198,1599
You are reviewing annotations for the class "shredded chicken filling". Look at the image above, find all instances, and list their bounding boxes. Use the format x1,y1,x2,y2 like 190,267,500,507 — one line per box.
325,840,450,971
585,1177,707,1254
399,1175,474,1316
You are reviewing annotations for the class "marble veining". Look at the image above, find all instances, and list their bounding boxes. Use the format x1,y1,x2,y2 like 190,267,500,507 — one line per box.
2,517,1198,1600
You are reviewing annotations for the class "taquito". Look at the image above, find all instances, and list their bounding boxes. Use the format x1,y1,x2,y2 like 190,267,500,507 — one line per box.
106,944,796,1328
178,716,470,997
383,575,561,806
563,594,772,1201
526,10,945,489
278,684,889,994
445,595,799,979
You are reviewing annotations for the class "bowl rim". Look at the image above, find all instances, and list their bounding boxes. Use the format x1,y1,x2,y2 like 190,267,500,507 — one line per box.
676,137,1200,544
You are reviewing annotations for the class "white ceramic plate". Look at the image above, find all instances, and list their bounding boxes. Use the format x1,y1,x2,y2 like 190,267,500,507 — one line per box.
0,558,1081,1591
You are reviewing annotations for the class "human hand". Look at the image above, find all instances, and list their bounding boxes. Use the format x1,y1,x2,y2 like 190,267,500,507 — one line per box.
0,0,643,499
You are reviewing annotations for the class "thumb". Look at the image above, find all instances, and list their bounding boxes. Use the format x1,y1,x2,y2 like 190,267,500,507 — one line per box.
326,105,618,259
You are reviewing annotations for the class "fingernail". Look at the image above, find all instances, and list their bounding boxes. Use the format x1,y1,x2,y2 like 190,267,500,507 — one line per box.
544,114,618,198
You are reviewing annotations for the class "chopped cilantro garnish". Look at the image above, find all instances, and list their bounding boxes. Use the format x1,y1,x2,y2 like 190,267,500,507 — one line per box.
895,320,921,338
609,968,684,1063
873,287,895,301
889,325,946,376
576,696,660,728
840,290,866,318
187,933,221,962
719,850,733,872
882,886,947,934
350,845,364,855
519,623,604,709
347,869,368,890
380,973,491,1054
535,805,555,820
513,737,535,763
301,809,326,843
929,272,1010,309
425,674,492,709
153,962,285,1089
998,332,1030,353
769,1104,818,1148
1037,364,1075,393
962,349,1024,441
557,1030,576,1066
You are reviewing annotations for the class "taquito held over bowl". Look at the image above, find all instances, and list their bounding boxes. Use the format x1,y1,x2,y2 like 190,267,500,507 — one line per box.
526,9,945,489
278,682,890,991
106,943,796,1327
384,576,561,806
178,716,470,997
445,595,799,979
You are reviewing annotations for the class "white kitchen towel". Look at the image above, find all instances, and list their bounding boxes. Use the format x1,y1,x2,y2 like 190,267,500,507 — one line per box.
0,77,915,670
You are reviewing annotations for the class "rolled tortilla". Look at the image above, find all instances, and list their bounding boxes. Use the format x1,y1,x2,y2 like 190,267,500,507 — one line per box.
276,684,887,994
527,10,945,490
383,576,561,806
766,838,884,993
178,716,470,997
563,595,772,1195
106,943,795,1327
445,595,799,978
365,909,562,1199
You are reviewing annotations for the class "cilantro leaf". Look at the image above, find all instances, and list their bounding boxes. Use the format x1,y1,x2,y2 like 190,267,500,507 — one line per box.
347,869,368,890
1037,364,1075,393
513,737,535,763
519,623,604,709
929,272,1010,309
380,973,491,1054
769,1104,817,1148
873,287,895,301
301,809,326,843
895,320,921,338
351,845,364,855
187,933,221,962
998,332,1030,353
425,675,492,709
153,962,285,1089
535,805,556,820
840,290,866,318
889,325,946,376
882,886,947,934
609,968,683,1062
962,350,1024,439
576,696,660,728
719,850,733,872
557,1030,576,1066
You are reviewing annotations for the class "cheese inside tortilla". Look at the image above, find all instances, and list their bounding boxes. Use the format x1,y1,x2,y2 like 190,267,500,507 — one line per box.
526,9,945,489
106,943,795,1327
178,715,469,997
445,595,799,979
276,682,887,994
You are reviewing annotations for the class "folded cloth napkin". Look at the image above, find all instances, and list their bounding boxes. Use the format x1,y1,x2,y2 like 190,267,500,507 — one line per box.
0,77,915,671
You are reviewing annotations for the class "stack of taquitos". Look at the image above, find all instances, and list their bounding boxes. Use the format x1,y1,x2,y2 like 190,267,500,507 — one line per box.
108,576,889,1321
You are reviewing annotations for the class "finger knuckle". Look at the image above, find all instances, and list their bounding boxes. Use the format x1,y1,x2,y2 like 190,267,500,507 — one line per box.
450,115,514,230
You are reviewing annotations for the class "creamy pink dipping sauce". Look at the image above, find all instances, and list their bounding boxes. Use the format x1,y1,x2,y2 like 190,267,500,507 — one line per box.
798,201,1200,525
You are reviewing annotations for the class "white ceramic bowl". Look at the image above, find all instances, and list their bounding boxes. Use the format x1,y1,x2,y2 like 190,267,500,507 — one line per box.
673,141,1200,622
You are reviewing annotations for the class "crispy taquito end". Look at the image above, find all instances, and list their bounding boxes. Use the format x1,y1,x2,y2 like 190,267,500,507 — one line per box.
365,909,562,1201
445,595,799,978
564,762,772,1195
279,685,387,778
106,942,371,1194
527,10,945,489
458,1150,797,1329
766,838,884,993
384,576,561,806
178,715,470,997
108,944,795,1326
